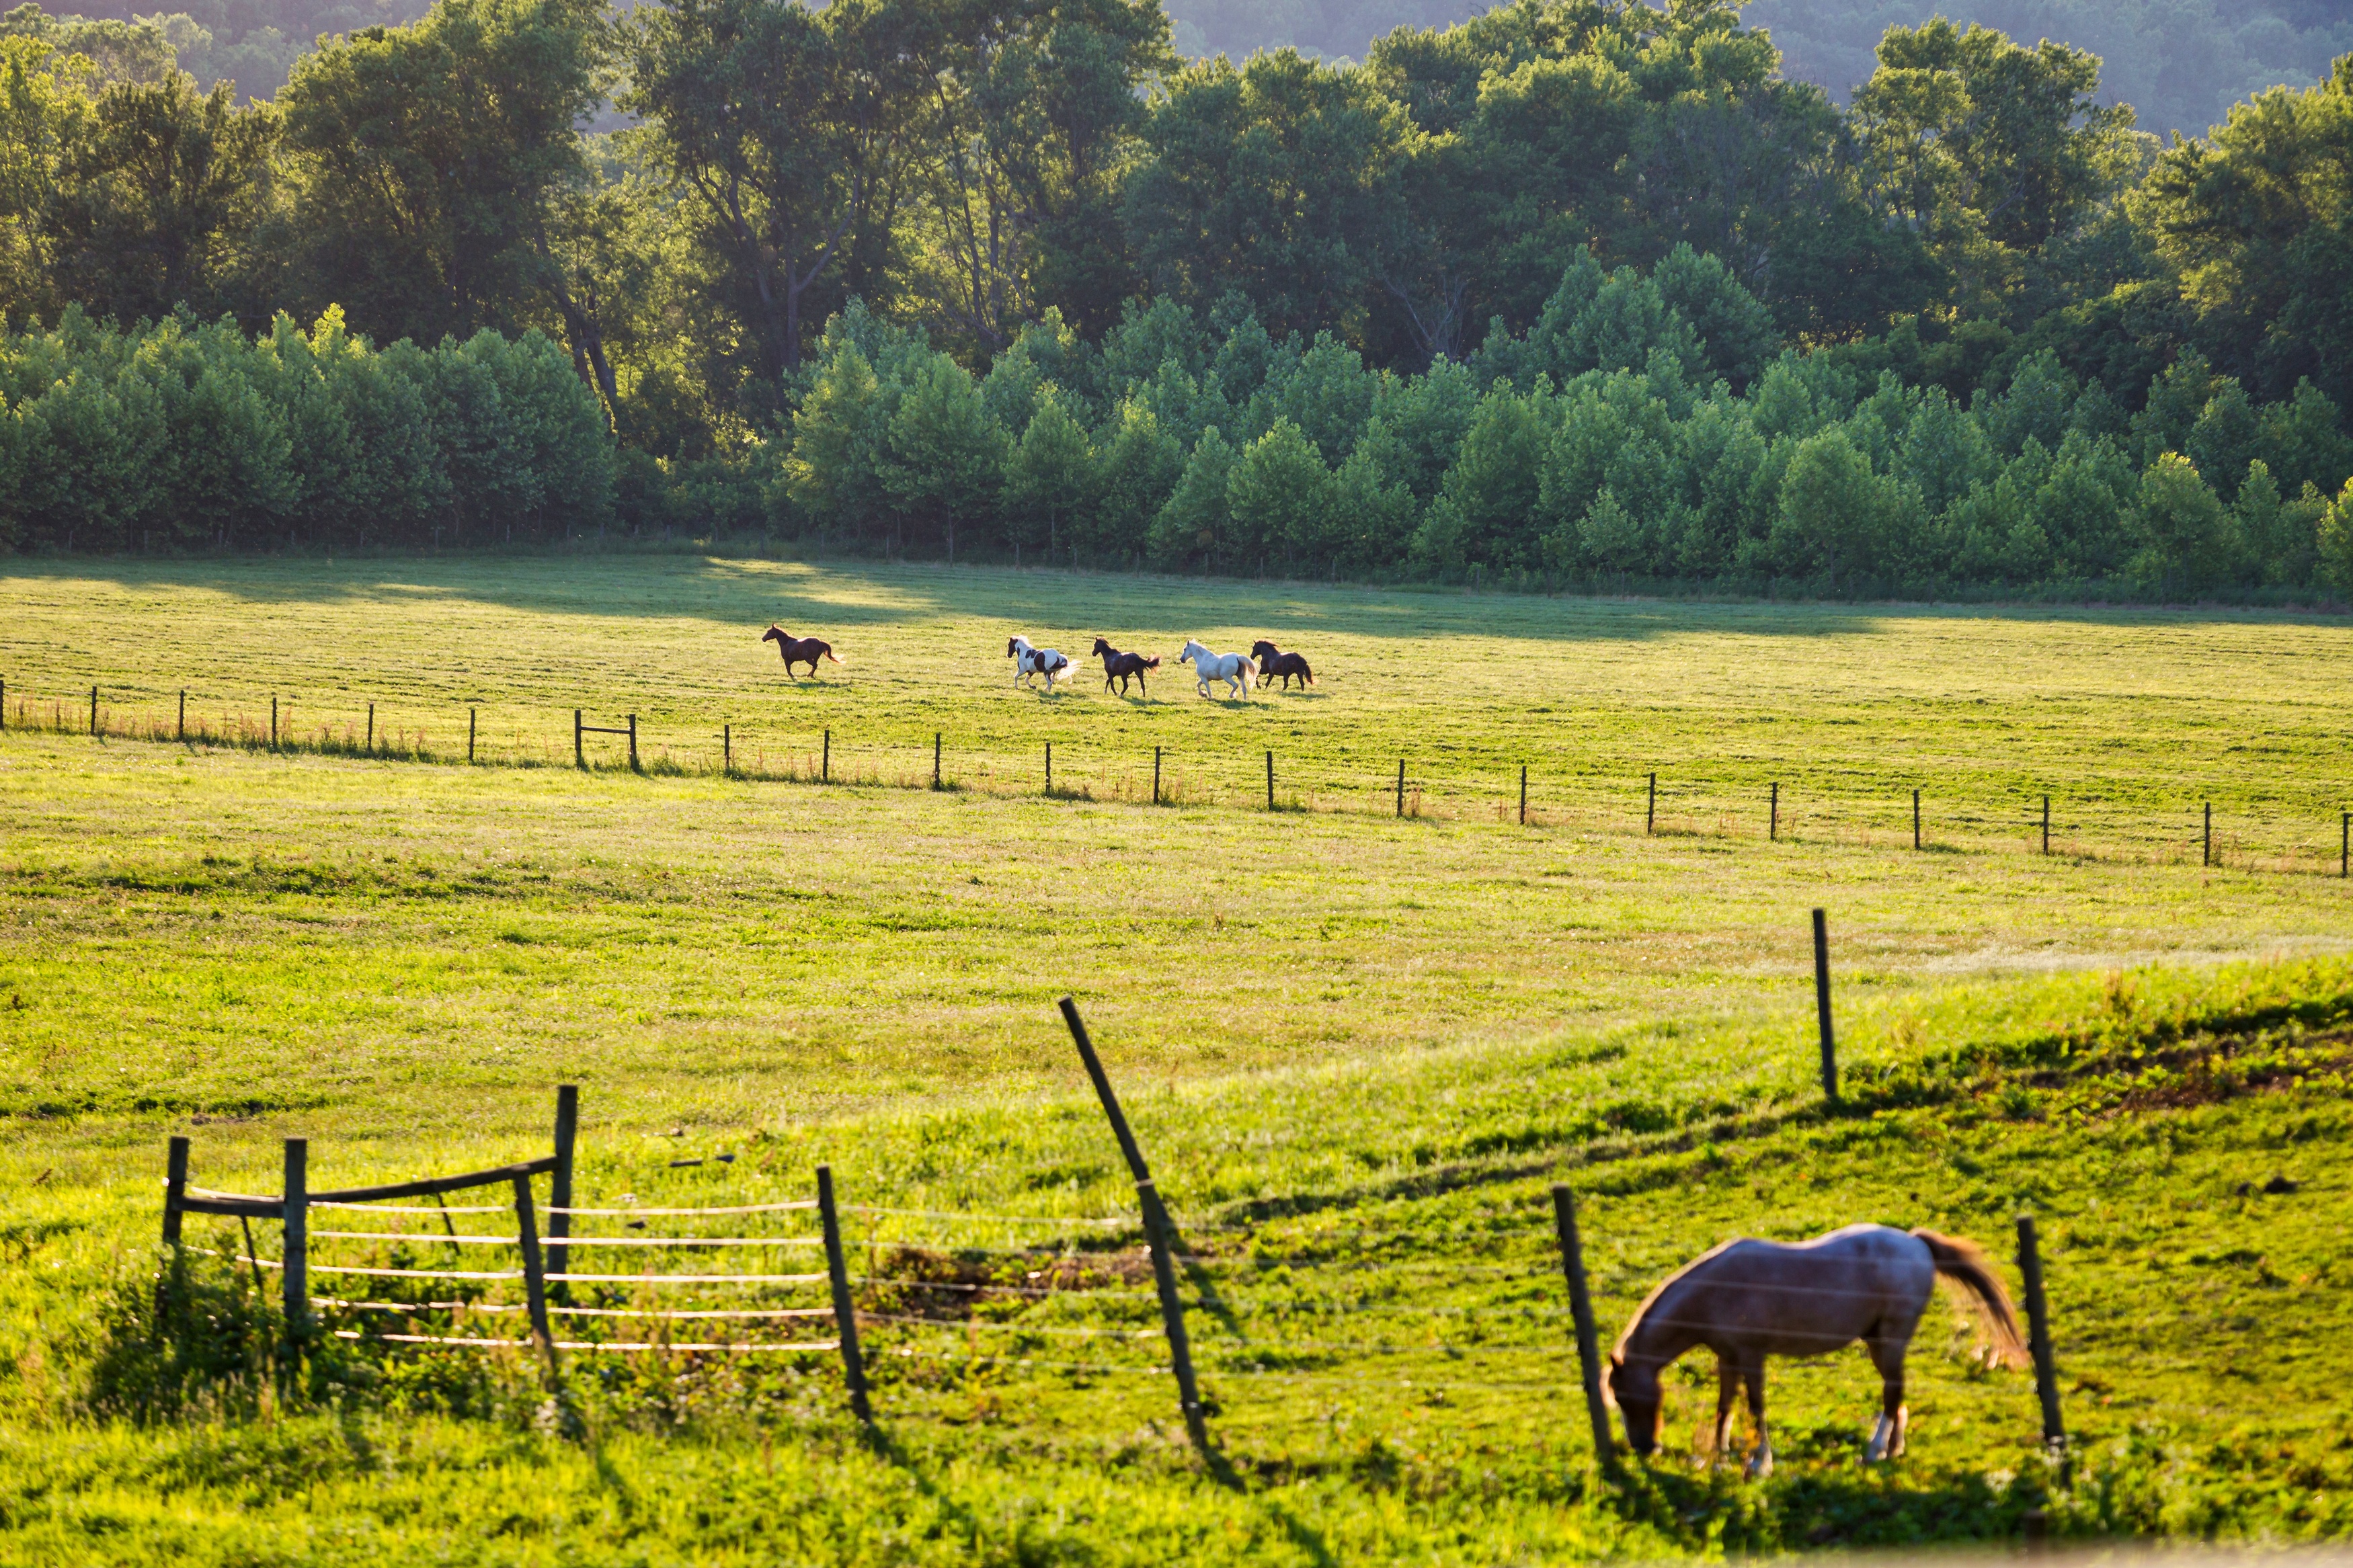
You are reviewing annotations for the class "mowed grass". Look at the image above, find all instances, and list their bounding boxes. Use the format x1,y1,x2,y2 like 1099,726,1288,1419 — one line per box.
2,554,2350,862
3,557,2353,1562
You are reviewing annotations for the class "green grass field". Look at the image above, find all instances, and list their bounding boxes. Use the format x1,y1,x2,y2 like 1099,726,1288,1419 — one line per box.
1,555,2350,1564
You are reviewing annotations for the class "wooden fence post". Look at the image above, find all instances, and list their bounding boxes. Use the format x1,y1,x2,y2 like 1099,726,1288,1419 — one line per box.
1520,765,1528,826
271,696,279,750
1396,759,1405,818
1265,749,1275,811
1646,772,1656,835
1913,788,1921,850
512,1173,561,1382
1770,782,1779,841
1550,1186,1617,1477
90,685,97,736
2204,802,2212,867
1046,740,1053,796
162,1136,189,1247
1154,745,1162,806
366,702,374,754
2016,1214,2067,1477
817,1164,873,1424
627,714,639,772
1058,996,1207,1450
932,732,941,789
574,710,584,769
177,690,185,743
1,676,7,730
469,707,476,762
2042,794,2050,856
723,723,731,774
282,1138,308,1354
548,1085,577,1305
2342,811,2348,879
823,729,830,782
1812,908,1837,1104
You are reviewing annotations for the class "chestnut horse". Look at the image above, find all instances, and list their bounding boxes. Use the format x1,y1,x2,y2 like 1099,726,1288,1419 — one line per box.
763,626,843,677
1092,638,1160,697
1607,1224,2027,1476
1250,641,1314,690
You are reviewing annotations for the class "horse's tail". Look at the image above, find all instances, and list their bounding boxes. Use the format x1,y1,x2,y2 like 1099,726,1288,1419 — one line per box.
1913,1229,2031,1368
1302,659,1314,685
825,649,844,664
1142,655,1160,669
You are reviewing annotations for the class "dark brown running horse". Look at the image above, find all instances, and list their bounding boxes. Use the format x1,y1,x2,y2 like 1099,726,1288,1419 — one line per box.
762,626,844,678
1092,637,1160,697
1607,1223,2028,1476
1250,641,1314,690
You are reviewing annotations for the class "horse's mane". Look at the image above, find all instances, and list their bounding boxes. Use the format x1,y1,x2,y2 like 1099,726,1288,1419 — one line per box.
1607,1237,1744,1377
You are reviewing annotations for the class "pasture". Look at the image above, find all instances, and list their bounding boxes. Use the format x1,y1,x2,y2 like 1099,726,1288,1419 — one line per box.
1,554,2351,1563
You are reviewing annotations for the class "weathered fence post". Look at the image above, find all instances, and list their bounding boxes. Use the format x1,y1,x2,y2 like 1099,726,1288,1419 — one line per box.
627,714,639,772
723,723,731,774
574,710,584,769
271,696,279,750
1770,782,1779,841
2016,1214,2067,1478
817,1164,873,1424
1812,908,1837,1104
1913,788,1921,850
468,707,476,762
162,1136,189,1248
932,732,941,789
366,702,374,754
282,1138,308,1355
1646,772,1656,835
177,690,185,743
2342,811,2348,879
1550,1186,1618,1477
548,1084,577,1305
1154,745,1162,806
2042,794,2050,856
2203,802,2212,867
1058,996,1207,1450
823,729,831,782
1,676,7,730
89,685,97,736
1396,759,1406,818
1046,740,1053,796
512,1173,561,1382
1520,764,1528,826
1265,749,1275,811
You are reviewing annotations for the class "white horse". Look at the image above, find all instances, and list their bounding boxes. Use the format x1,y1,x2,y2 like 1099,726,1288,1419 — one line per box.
1007,635,1073,691
1179,639,1258,700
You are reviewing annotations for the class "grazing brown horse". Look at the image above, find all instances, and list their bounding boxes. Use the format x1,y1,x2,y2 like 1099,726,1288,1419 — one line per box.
1250,640,1314,690
762,626,843,678
1607,1224,2027,1476
1092,637,1160,697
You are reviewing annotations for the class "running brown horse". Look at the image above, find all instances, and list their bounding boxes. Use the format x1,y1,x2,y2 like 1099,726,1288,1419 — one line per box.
1250,640,1314,690
762,626,844,678
1092,637,1160,697
1607,1224,2028,1476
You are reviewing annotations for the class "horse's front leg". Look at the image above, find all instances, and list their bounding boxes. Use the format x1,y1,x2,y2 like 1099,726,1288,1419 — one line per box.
1712,1356,1739,1464
1741,1356,1773,1478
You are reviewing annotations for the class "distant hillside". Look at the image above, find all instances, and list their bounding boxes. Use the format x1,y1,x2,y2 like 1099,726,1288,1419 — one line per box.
1168,0,2353,140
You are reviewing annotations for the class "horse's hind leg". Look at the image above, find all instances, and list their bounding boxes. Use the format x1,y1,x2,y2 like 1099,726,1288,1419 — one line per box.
1712,1356,1739,1463
1865,1333,1909,1460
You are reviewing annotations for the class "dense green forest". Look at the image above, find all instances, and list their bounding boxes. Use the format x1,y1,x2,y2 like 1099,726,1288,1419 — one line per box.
3,0,2352,598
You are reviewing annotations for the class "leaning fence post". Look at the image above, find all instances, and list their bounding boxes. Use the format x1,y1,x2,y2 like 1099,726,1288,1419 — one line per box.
1058,996,1207,1450
1812,908,1837,1104
2016,1214,2067,1478
282,1138,308,1356
548,1085,577,1305
512,1173,561,1382
1550,1186,1618,1477
817,1164,873,1424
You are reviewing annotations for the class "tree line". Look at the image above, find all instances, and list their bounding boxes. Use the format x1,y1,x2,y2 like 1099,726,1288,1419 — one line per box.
2,0,2352,597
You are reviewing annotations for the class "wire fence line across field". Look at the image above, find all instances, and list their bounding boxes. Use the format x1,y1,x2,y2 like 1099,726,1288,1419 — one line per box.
332,1330,844,1354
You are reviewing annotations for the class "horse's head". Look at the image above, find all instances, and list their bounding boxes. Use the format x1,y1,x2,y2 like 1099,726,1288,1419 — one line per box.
1179,639,1207,662
1607,1354,1661,1457
1007,636,1026,658
1092,637,1113,656
1251,641,1277,660
762,625,786,645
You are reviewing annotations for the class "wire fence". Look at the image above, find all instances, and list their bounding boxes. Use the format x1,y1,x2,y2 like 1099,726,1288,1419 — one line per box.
12,675,2350,877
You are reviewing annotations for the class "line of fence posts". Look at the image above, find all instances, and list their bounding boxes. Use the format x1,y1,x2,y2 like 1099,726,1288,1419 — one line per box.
1058,996,1207,1452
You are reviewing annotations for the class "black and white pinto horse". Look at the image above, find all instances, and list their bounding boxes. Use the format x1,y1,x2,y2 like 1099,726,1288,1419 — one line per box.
1179,638,1257,700
1007,635,1074,691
